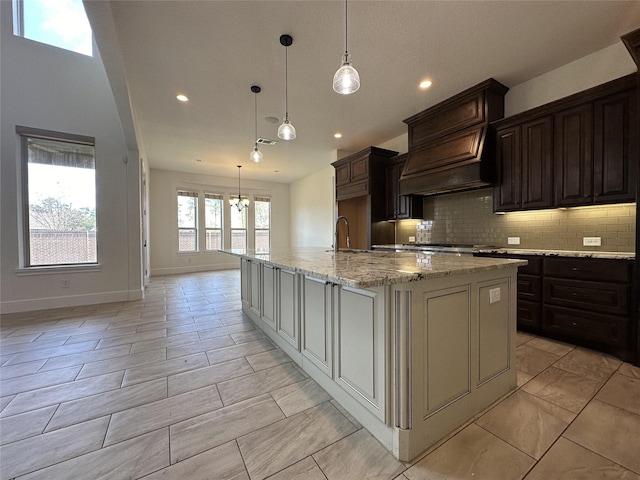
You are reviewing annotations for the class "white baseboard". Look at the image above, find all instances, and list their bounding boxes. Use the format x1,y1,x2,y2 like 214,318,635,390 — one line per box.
0,289,144,314
150,262,240,276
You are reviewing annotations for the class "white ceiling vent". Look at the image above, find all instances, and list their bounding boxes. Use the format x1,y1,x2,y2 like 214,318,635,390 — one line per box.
256,137,278,146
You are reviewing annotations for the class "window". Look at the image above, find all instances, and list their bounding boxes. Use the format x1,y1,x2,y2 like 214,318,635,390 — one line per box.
254,196,271,253
230,204,247,250
205,193,223,251
18,126,97,267
177,191,198,252
13,0,93,56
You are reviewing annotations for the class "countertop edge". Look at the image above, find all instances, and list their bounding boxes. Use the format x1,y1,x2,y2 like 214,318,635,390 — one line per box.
476,248,635,260
220,249,526,289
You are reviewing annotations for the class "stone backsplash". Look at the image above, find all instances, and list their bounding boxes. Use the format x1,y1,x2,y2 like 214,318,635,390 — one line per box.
402,188,635,252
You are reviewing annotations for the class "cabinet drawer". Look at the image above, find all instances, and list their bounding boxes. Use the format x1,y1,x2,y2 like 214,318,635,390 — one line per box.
336,179,369,201
518,299,541,329
543,278,628,315
518,274,542,301
543,305,627,347
544,257,630,282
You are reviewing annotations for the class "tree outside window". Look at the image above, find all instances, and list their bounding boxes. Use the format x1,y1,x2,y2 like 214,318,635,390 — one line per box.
205,193,223,251
254,196,270,253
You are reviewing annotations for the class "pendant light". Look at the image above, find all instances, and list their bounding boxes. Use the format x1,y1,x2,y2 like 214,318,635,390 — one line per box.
333,0,360,95
277,34,296,141
249,85,263,163
229,165,250,211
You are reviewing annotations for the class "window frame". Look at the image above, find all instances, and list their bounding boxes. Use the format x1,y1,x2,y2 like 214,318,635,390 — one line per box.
229,202,248,251
254,196,271,253
17,126,97,268
177,190,199,253
12,0,93,56
204,193,224,252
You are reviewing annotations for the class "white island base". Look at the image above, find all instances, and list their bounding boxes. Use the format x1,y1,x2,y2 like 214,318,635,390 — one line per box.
236,251,520,462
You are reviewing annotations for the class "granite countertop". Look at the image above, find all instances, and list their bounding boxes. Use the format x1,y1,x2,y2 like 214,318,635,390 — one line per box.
476,248,635,260
220,247,526,288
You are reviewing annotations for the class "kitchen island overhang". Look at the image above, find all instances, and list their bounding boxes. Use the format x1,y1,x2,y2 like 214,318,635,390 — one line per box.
220,247,526,461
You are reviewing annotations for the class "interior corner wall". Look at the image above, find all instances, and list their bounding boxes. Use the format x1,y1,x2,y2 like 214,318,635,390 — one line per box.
0,1,143,313
290,165,336,248
148,168,290,276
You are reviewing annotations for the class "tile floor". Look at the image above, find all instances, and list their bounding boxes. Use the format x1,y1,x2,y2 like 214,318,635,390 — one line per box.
1,270,639,479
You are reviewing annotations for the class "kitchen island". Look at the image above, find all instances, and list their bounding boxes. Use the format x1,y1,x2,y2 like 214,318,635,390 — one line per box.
221,247,526,461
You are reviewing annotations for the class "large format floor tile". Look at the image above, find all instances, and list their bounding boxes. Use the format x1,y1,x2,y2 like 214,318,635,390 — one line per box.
169,393,285,463
404,423,535,480
563,399,640,474
1,270,638,480
237,401,357,480
524,437,640,480
475,390,575,459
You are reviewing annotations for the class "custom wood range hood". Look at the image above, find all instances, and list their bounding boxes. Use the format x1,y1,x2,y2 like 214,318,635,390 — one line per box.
399,78,509,196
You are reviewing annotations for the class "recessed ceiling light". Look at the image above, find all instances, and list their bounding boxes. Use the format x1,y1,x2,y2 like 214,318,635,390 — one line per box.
195,158,202,162
334,133,343,138
419,80,433,89
176,94,189,102
265,116,279,124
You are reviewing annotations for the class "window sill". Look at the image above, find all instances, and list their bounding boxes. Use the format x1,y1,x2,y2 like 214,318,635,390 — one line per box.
15,264,102,276
176,252,199,255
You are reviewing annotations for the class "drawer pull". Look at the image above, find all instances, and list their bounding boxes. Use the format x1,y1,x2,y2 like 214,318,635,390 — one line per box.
571,267,591,272
571,322,578,327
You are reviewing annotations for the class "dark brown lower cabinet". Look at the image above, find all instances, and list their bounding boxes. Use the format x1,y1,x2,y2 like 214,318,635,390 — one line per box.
475,253,635,362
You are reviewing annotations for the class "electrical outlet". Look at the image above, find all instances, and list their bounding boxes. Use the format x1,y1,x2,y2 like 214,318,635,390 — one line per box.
60,279,70,288
583,237,601,247
507,237,520,245
408,236,416,243
489,287,501,304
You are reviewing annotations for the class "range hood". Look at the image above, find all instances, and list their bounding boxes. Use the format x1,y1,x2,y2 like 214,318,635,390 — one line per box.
399,78,509,196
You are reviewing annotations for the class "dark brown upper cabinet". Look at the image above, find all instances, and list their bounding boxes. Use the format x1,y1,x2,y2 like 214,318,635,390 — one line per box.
332,146,397,202
494,117,553,211
385,154,423,220
593,88,638,203
554,104,593,206
493,73,637,212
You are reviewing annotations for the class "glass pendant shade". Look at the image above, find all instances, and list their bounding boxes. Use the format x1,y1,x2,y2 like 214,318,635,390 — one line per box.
250,144,263,163
333,56,360,95
277,118,296,141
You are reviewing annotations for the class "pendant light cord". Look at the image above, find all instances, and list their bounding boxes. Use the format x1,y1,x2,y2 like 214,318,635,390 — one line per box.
254,93,258,143
284,46,289,121
344,0,349,55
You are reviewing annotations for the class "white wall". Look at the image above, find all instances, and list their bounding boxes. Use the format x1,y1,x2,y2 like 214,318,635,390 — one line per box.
289,165,336,248
0,1,142,313
149,168,290,275
506,42,637,116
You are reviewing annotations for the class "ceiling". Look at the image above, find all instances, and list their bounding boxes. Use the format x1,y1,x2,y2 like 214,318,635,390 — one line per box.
86,1,640,184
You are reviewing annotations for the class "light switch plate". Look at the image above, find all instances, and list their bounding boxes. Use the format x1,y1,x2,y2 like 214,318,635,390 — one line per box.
408,236,416,243
583,237,601,246
507,237,520,245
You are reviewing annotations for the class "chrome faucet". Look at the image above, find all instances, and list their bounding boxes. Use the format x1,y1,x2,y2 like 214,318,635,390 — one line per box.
334,216,351,253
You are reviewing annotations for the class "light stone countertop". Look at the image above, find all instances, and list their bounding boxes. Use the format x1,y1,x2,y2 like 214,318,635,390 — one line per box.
220,247,526,289
476,248,635,260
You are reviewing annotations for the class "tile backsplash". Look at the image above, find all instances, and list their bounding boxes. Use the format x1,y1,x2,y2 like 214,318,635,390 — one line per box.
410,188,635,252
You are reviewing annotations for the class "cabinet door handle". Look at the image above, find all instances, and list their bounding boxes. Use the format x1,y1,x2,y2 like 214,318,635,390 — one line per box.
571,267,591,272
571,322,578,327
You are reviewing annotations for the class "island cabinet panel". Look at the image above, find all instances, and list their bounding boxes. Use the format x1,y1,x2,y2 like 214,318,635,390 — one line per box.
261,264,277,331
335,286,387,421
240,259,250,303
423,287,471,415
478,280,510,384
277,268,299,350
249,260,261,316
301,276,333,378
